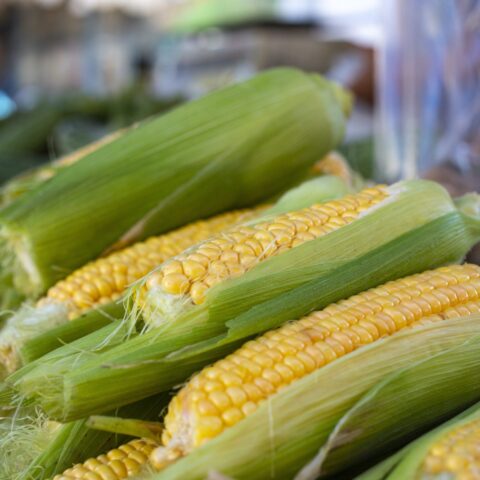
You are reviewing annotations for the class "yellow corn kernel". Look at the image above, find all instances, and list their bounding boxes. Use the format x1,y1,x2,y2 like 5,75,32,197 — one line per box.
151,264,480,469
37,206,265,319
421,418,480,479
53,438,158,480
142,186,388,307
312,151,353,185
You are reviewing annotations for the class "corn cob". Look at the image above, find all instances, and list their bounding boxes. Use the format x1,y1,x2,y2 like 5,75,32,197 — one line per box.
155,324,480,480
137,185,387,318
149,264,480,469
53,438,158,480
0,68,350,299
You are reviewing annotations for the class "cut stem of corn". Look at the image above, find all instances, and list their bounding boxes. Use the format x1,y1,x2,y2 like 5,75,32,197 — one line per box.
16,180,480,422
87,416,164,442
0,68,350,298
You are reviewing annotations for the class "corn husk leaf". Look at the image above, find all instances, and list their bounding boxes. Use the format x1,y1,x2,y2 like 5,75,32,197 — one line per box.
0,128,125,207
0,68,349,298
18,302,124,365
16,181,480,421
148,317,480,480
9,320,131,399
0,321,130,421
295,333,480,479
353,451,409,480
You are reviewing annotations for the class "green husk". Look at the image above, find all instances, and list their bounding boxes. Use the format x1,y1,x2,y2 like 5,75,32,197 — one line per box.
0,174,350,377
0,128,125,207
0,320,131,419
295,332,480,478
0,68,349,298
148,317,480,480
87,415,163,441
354,451,406,480
15,180,480,422
8,320,131,395
18,304,123,365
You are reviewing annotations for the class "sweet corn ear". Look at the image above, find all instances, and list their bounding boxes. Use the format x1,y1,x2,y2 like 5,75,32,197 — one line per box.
137,185,388,323
152,264,480,467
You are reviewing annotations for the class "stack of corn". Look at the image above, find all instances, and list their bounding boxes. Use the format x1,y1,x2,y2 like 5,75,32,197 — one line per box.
0,172,350,376
0,67,354,376
7,179,480,425
44,264,480,479
4,67,480,480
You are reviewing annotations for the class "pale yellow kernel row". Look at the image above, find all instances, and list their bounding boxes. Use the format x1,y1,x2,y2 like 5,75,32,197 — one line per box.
143,186,388,306
53,438,158,480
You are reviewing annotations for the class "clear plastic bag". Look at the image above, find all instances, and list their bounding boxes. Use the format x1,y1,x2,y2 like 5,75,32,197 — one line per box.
376,0,480,181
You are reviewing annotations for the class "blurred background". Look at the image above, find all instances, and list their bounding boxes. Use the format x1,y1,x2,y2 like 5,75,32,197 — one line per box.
0,0,478,191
